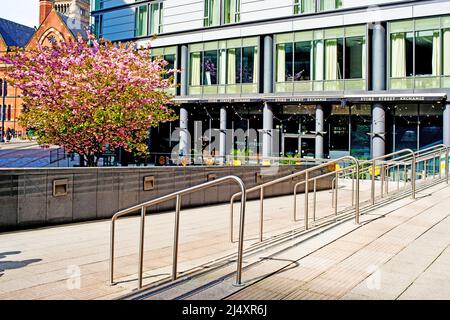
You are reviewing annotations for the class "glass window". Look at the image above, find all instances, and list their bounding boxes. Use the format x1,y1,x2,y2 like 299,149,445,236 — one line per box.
415,30,440,76
329,105,349,152
443,29,450,76
276,43,293,82
394,105,418,151
320,0,342,11
419,104,443,148
204,0,221,27
345,37,365,79
324,38,344,80
93,15,103,38
350,105,371,159
190,52,202,86
189,38,258,93
294,0,315,14
390,32,414,78
135,5,148,37
203,50,219,85
242,47,256,83
294,41,312,81
150,2,163,34
224,0,240,24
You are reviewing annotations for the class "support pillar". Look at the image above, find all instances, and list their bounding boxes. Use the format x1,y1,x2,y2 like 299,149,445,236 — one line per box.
263,35,273,94
315,104,324,159
372,104,386,159
180,45,189,96
371,22,387,158
179,107,189,157
263,102,273,158
219,107,227,163
444,104,450,147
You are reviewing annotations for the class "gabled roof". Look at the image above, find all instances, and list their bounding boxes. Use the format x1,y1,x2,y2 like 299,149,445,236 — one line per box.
0,18,35,48
57,12,88,39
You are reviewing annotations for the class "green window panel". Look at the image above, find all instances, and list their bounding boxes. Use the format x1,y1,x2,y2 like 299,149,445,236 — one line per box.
294,0,316,15
135,5,148,37
319,0,342,11
224,0,241,24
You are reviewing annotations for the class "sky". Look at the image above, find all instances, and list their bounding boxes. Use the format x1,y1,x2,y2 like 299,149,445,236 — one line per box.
0,0,39,28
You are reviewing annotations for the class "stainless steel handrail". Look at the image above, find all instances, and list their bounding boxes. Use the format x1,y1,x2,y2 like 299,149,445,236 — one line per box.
110,175,247,289
230,156,360,242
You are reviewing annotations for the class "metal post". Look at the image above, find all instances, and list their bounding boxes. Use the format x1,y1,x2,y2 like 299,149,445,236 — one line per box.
355,164,360,225
109,220,116,285
334,172,338,216
351,172,355,207
433,154,436,179
293,186,298,222
172,195,182,281
138,206,146,289
259,187,264,242
424,160,428,180
371,160,376,205
404,165,408,188
411,156,416,199
230,198,234,243
313,178,317,222
446,148,449,184
385,167,389,195
397,164,400,190
235,183,247,286
331,178,335,208
381,163,385,197
304,171,309,230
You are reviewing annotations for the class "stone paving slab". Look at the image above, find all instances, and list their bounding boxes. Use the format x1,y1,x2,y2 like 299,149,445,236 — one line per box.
0,180,359,300
225,182,450,300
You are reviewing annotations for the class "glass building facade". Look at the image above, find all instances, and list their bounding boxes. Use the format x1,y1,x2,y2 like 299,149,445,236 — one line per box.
91,0,450,164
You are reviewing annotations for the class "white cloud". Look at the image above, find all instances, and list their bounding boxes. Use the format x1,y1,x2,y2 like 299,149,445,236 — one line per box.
0,0,39,28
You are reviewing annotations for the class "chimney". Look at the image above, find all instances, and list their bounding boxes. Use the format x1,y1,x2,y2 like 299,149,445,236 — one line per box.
39,0,54,25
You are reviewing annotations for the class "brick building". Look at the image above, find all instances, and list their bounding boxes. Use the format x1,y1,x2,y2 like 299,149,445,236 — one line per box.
0,0,88,137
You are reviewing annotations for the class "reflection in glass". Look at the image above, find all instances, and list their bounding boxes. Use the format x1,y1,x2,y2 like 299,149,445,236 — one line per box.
242,47,256,83
203,50,218,85
294,41,312,81
345,37,365,79
324,38,344,80
415,30,440,76
276,43,293,82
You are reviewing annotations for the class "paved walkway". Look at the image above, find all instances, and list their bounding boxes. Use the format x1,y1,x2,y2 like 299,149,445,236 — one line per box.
0,141,73,168
226,183,450,300
1,177,448,300
0,180,358,300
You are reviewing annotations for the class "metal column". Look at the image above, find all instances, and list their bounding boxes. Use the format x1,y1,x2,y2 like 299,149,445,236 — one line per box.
315,104,324,159
179,107,189,158
444,103,450,147
263,102,274,158
263,35,274,94
219,107,227,163
180,45,189,96
371,22,387,158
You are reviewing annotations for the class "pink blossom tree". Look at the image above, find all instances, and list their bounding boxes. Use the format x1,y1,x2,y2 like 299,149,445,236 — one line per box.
1,34,178,166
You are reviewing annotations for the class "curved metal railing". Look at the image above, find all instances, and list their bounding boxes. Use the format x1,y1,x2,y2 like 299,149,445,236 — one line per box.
229,156,360,243
110,175,247,289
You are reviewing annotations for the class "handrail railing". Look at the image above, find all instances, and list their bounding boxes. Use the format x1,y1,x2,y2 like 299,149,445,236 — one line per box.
230,156,360,243
110,175,247,289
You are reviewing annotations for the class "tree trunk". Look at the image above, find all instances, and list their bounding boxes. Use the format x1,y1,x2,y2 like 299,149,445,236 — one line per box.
79,154,85,167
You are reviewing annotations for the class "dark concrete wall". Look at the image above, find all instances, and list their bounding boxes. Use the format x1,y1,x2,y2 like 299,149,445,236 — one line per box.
0,165,331,231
